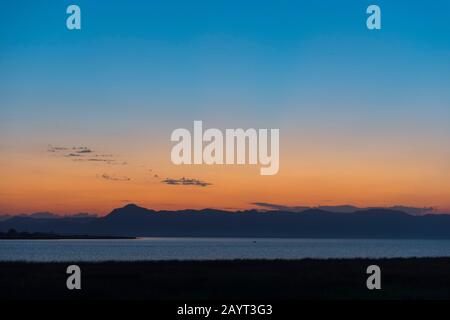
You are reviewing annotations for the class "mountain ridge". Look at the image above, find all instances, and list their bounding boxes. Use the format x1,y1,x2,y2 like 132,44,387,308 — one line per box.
1,203,449,239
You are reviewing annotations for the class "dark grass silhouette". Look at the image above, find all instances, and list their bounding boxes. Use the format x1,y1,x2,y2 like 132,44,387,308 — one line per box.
1,258,450,300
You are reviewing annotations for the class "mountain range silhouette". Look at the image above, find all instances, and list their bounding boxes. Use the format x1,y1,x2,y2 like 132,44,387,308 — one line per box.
1,203,450,238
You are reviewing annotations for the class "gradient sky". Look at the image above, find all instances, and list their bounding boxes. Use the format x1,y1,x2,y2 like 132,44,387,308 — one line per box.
1,0,449,214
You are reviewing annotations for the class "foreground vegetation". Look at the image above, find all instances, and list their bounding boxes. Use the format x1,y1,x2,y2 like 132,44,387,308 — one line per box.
1,258,450,299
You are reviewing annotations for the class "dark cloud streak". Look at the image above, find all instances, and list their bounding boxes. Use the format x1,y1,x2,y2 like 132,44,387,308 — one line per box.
251,202,436,215
162,177,211,187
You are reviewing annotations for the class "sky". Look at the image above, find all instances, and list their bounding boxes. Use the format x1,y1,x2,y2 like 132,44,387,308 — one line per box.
1,0,449,215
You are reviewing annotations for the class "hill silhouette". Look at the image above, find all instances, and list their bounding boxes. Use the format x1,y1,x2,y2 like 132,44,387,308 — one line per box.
1,203,450,238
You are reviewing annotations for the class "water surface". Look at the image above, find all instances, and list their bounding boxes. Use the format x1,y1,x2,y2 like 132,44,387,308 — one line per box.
1,238,450,261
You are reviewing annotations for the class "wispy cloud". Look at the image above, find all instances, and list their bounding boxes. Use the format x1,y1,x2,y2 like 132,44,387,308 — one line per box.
162,177,212,187
95,154,114,158
47,145,127,165
48,145,93,153
251,202,309,212
73,147,93,154
73,158,119,164
47,145,68,152
100,174,131,182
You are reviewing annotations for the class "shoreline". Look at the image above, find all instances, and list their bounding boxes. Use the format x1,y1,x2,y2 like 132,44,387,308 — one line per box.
0,233,136,240
1,256,450,262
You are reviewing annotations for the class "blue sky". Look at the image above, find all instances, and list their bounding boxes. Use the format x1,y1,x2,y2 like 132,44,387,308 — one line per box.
1,1,450,213
1,0,449,126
